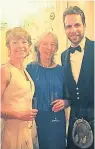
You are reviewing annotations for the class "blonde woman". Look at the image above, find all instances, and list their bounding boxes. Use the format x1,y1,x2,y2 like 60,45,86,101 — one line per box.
27,32,70,149
1,27,38,149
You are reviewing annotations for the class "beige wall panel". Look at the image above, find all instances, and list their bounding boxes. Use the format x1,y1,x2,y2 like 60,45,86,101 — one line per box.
68,1,94,40
54,1,67,64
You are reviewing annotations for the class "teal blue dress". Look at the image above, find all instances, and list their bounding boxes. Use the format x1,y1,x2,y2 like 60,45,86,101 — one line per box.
26,62,66,149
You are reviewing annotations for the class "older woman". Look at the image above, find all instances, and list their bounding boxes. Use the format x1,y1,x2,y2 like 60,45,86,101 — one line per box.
1,27,38,149
26,32,69,149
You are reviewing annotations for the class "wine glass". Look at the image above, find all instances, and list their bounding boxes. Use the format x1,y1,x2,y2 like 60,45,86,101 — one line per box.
50,92,60,123
29,97,38,129
32,96,37,109
32,96,38,129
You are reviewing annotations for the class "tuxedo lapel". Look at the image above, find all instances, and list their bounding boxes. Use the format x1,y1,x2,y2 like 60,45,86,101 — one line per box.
62,37,94,87
77,38,93,84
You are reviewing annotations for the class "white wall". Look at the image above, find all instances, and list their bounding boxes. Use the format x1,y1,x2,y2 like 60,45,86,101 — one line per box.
1,1,94,64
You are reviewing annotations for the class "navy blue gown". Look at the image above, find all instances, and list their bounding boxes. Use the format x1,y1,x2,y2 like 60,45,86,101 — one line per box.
26,62,66,149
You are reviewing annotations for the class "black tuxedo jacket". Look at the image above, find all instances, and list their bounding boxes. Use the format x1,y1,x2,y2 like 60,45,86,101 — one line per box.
61,38,94,119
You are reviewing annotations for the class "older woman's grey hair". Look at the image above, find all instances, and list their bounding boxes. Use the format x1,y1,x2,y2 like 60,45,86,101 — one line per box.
34,32,58,62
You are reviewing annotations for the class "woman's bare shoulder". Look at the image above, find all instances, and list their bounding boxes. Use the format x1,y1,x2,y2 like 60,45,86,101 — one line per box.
1,63,11,81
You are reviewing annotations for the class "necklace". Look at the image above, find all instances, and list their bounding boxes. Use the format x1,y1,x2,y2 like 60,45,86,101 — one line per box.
39,62,56,68
40,64,52,68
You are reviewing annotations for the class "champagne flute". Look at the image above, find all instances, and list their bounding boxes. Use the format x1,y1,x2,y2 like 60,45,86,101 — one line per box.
32,96,37,109
50,92,60,123
29,96,37,129
32,96,38,129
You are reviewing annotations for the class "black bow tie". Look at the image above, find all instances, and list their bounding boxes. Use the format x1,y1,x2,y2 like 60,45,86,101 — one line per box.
70,45,81,53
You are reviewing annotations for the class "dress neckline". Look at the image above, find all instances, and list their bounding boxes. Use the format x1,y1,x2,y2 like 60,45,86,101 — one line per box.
39,63,58,69
9,62,25,71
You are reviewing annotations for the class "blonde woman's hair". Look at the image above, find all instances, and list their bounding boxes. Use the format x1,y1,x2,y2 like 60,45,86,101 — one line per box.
6,27,32,47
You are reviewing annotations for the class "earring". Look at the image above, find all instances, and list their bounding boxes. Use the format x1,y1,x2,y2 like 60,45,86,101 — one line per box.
8,50,11,57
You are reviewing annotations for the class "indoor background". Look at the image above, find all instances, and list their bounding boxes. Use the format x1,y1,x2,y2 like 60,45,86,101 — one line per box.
1,0,94,64
0,0,94,134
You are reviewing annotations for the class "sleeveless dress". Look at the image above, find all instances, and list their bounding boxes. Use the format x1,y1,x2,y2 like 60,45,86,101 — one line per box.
27,62,66,149
1,63,36,149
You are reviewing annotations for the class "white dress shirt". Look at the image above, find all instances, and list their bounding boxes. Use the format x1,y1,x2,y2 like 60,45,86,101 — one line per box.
70,37,86,84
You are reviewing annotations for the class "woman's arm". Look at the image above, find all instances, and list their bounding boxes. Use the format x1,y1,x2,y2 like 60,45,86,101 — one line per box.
1,65,38,121
1,65,19,119
1,65,11,100
1,65,15,119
